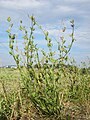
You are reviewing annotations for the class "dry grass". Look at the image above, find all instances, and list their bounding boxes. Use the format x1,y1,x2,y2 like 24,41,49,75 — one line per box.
0,68,90,120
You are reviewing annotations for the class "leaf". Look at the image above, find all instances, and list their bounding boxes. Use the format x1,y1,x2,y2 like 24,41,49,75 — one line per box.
44,31,48,36
23,35,28,40
32,36,35,39
16,54,19,59
9,34,15,39
20,20,22,23
19,25,23,31
47,43,52,47
62,40,66,44
30,15,35,21
41,50,46,56
10,23,13,27
6,29,10,33
50,58,56,63
7,17,11,22
58,44,60,50
9,51,13,55
9,44,13,49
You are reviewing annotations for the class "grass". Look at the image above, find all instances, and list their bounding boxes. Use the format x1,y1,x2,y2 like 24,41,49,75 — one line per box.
0,68,20,93
0,67,90,120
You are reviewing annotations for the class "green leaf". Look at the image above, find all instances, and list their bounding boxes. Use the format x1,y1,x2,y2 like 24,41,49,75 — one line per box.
23,35,28,40
41,50,46,56
44,31,48,36
20,20,22,23
32,36,35,39
19,25,23,31
9,51,13,55
6,29,10,33
30,15,35,21
62,40,66,44
16,54,19,59
58,44,60,50
10,23,13,27
47,43,52,47
9,34,15,39
50,58,56,63
9,44,13,49
7,17,11,22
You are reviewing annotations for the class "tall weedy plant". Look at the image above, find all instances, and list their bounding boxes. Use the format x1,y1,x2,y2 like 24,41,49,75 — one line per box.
7,15,75,119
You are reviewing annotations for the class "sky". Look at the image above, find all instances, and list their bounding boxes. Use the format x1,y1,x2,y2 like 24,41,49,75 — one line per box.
0,0,90,67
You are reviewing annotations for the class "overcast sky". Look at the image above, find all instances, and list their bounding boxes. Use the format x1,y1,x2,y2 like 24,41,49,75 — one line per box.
0,0,90,66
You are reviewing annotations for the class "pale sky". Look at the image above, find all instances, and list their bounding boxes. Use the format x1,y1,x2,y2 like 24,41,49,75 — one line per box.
0,0,90,66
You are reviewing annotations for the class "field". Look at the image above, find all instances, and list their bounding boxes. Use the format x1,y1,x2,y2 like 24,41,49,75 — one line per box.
0,66,90,120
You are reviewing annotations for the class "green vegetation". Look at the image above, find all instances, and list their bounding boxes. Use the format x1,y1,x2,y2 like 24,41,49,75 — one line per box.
0,16,90,120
